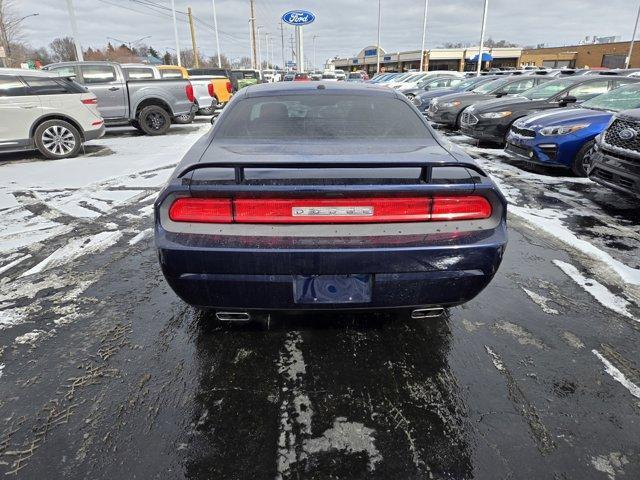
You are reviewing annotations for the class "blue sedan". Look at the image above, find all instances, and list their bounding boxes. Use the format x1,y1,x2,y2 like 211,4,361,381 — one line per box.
505,83,640,176
154,82,507,320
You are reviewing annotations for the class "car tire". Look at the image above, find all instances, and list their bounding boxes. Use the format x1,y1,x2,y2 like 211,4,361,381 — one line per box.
34,120,82,160
137,105,171,136
572,140,595,177
173,109,195,124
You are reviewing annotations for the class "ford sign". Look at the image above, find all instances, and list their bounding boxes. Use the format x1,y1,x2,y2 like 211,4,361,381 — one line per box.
282,10,315,26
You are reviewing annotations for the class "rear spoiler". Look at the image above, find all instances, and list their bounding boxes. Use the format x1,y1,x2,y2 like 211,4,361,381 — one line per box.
177,160,488,184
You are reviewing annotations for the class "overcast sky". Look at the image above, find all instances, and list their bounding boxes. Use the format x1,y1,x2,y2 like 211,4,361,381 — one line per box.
15,0,640,64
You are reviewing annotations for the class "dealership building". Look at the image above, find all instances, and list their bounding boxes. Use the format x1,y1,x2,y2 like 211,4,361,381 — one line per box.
330,41,640,74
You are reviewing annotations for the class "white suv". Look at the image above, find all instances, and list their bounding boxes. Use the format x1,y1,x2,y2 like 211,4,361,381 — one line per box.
0,68,105,159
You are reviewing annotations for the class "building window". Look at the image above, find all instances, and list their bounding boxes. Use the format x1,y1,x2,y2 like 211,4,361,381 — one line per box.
601,54,626,69
364,49,377,57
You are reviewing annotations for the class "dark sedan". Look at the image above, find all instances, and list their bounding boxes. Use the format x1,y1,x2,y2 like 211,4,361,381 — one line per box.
460,76,639,144
426,75,551,128
413,75,499,115
154,82,507,320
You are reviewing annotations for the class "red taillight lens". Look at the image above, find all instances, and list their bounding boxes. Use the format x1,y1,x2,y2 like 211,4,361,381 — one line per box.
234,197,431,224
81,98,97,105
226,81,232,93
431,196,492,221
169,198,232,223
168,196,492,224
185,84,195,102
208,83,215,97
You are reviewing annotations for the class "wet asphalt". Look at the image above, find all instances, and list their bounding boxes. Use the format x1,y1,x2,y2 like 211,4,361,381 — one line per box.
1,127,639,479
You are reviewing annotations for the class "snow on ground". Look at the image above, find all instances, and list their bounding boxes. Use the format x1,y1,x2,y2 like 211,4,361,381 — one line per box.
447,131,640,306
0,122,209,255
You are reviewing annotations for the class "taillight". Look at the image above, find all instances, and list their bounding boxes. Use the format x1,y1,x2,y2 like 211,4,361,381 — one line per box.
431,196,492,221
168,196,492,224
226,81,232,93
208,83,215,97
169,198,232,223
185,84,195,103
234,197,431,223
81,98,97,105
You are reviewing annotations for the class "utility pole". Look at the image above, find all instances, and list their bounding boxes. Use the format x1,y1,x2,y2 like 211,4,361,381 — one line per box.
476,0,489,77
212,0,222,67
249,0,257,69
376,0,381,74
279,20,285,69
419,0,429,71
626,2,640,68
187,7,199,68
170,0,181,66
65,0,84,61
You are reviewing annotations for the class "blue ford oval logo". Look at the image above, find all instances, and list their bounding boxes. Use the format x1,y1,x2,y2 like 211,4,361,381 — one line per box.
282,10,316,26
619,127,637,141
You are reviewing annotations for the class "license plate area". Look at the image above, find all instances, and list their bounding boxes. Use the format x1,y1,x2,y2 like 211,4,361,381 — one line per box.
293,274,372,304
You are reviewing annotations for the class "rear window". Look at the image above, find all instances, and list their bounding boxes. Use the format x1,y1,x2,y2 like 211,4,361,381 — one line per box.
215,94,429,139
125,67,155,80
23,76,83,95
81,65,117,84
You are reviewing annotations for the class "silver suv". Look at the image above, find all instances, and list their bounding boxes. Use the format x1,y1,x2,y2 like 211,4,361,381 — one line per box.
0,68,104,159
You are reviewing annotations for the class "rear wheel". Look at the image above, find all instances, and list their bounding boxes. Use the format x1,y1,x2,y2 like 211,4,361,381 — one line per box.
34,120,82,159
137,105,171,135
572,140,595,177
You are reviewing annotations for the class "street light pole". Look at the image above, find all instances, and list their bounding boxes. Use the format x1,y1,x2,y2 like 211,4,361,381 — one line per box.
476,0,489,77
65,0,84,61
211,0,222,67
626,2,640,68
419,0,429,71
265,32,270,68
257,25,263,70
376,0,381,74
170,0,181,66
312,35,318,71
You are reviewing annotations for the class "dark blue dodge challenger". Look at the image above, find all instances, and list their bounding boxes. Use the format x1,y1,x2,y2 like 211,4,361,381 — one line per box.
155,82,507,320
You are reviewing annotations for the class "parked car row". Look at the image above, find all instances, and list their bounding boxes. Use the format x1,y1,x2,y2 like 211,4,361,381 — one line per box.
417,70,640,197
0,60,240,160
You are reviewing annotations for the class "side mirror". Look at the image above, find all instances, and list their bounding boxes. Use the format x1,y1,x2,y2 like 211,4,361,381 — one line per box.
210,116,216,125
495,91,506,98
560,95,577,106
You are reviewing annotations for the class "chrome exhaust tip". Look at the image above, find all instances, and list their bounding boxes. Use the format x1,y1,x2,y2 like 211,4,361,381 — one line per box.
215,311,251,322
411,308,445,319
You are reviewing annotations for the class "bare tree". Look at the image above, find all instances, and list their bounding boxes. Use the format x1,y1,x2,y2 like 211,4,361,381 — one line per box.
0,0,24,66
49,37,78,62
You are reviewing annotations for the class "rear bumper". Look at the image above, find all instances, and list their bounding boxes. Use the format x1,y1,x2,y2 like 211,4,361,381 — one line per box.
84,124,106,141
156,227,507,310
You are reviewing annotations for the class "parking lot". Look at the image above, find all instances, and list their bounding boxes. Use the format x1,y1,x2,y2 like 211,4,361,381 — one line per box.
0,116,638,479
